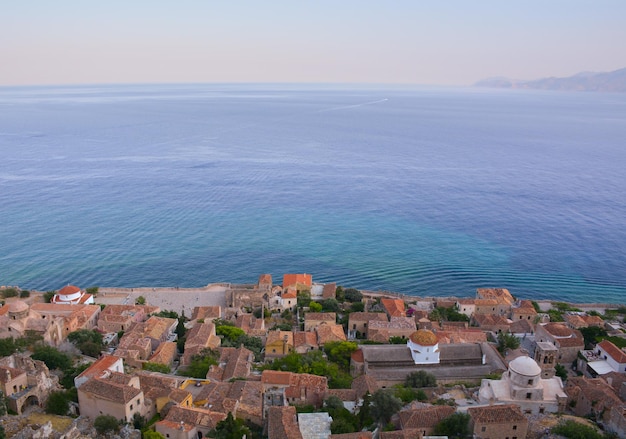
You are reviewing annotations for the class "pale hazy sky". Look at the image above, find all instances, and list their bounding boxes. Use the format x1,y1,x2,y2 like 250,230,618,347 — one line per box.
2,1,625,86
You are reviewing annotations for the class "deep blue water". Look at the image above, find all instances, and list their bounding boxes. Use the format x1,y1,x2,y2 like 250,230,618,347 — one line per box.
1,84,625,303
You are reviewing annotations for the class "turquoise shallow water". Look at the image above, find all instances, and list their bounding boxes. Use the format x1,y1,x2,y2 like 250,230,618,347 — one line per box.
1,84,625,302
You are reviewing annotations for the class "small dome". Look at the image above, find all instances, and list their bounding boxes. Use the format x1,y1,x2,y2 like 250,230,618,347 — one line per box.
409,329,438,346
8,300,29,313
59,285,81,296
509,355,541,377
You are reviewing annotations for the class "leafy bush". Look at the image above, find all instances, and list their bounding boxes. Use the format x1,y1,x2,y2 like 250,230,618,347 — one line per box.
344,288,363,302
19,290,30,298
0,288,19,298
32,345,72,371
432,412,471,439
405,370,437,388
551,420,603,439
45,390,70,415
94,415,120,435
143,362,171,374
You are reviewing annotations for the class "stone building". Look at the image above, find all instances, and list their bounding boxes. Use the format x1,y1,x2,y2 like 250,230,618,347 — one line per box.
478,355,567,415
0,354,61,415
77,372,149,422
467,404,529,439
535,322,584,363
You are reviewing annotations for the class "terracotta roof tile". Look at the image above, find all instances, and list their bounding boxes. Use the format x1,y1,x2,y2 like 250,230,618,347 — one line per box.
283,274,312,288
399,405,455,429
380,298,406,317
268,406,303,439
467,404,527,423
598,340,626,364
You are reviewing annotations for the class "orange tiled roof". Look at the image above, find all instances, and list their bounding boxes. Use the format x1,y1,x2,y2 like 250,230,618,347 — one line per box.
76,355,122,381
380,298,406,317
283,273,312,288
598,340,626,364
543,322,575,337
79,377,141,404
316,322,346,344
399,405,455,429
59,285,81,296
268,406,303,439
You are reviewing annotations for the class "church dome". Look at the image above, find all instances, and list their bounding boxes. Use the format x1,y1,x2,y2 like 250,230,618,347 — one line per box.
8,300,29,314
409,329,438,346
509,355,541,377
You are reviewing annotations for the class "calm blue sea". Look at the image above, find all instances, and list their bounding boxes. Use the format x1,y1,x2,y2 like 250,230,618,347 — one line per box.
1,84,625,303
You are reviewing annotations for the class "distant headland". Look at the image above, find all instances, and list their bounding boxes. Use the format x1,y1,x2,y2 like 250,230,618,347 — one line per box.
475,67,626,92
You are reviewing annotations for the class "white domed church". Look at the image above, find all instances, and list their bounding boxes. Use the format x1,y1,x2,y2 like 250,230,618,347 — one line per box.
52,285,94,305
478,355,567,415
407,329,440,364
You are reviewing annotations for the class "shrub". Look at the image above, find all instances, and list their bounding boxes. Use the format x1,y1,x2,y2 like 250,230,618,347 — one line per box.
19,290,30,298
94,415,120,435
551,419,603,439
45,391,70,415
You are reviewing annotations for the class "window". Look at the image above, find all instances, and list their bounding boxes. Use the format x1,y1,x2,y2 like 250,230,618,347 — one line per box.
513,425,517,430
137,398,140,405
481,426,486,432
130,404,133,410
528,379,533,385
539,407,545,414
353,324,356,329
526,392,532,399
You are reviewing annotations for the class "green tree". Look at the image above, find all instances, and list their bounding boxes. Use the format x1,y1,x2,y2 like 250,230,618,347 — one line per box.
297,290,312,308
179,348,219,378
0,424,5,439
335,286,345,302
555,363,568,381
357,392,373,429
0,288,19,298
580,326,608,348
216,325,245,343
370,389,402,425
43,291,56,303
136,296,146,305
404,370,437,388
350,302,365,313
0,338,21,356
209,412,250,439
496,332,520,354
308,302,322,312
132,412,147,430
85,286,99,295
432,412,471,439
344,288,363,303
19,290,30,298
142,431,165,439
323,341,358,371
68,329,104,355
32,345,72,371
551,420,604,439
94,415,120,435
143,362,171,374
45,391,70,415
60,362,91,389
321,298,340,313
393,385,424,403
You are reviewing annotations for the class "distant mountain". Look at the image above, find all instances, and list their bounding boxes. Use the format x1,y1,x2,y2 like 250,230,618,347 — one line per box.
475,67,626,92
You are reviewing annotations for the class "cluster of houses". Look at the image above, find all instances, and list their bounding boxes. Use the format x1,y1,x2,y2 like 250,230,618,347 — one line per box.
1,280,626,438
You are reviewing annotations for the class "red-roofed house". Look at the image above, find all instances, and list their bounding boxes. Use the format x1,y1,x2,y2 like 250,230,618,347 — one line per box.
597,340,626,373
75,355,124,388
536,323,584,363
52,285,94,305
380,298,406,318
261,370,328,417
283,274,312,289
467,404,528,439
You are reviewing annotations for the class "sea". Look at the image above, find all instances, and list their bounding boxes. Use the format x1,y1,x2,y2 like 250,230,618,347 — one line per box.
1,83,625,303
